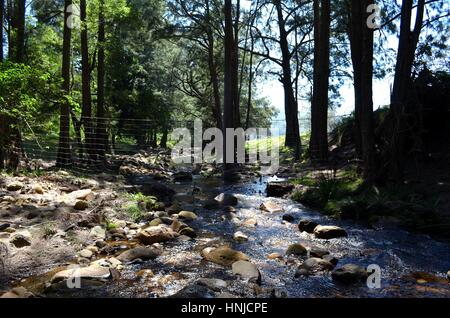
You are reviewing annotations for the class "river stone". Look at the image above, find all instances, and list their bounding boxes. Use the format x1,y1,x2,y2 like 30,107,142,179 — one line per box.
149,218,163,227
116,247,162,263
79,249,93,259
202,246,250,267
298,219,319,233
232,261,261,285
260,201,283,213
10,231,32,248
196,278,228,292
74,200,89,211
332,264,368,285
309,247,330,258
314,225,348,239
215,193,238,206
0,287,33,298
266,182,294,197
266,253,281,261
33,185,44,194
170,284,215,298
66,189,92,201
447,271,450,281
286,243,307,256
171,219,189,233
136,224,178,245
89,226,106,240
282,214,295,222
233,231,249,243
6,182,23,192
295,258,335,277
179,227,196,238
242,218,258,228
178,211,198,221
51,265,113,283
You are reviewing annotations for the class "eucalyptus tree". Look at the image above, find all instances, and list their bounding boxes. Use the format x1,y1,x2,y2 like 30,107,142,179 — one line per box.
249,0,314,159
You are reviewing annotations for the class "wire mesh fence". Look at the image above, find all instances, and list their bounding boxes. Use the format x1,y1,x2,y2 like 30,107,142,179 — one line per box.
17,115,352,174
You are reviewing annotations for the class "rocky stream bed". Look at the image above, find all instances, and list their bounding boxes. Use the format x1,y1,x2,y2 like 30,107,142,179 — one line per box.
0,152,449,298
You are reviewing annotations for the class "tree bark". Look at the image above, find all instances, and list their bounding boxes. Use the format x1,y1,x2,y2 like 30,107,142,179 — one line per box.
390,0,425,180
15,0,25,63
57,0,73,167
274,0,301,159
205,1,223,131
223,0,238,180
348,0,375,183
80,0,94,160
310,0,330,162
96,0,107,164
0,0,4,61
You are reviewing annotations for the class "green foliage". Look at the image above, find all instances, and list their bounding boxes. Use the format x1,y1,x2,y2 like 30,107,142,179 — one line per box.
125,204,145,222
0,62,59,119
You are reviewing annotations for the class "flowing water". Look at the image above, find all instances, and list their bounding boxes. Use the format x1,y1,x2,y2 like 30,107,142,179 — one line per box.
43,175,450,298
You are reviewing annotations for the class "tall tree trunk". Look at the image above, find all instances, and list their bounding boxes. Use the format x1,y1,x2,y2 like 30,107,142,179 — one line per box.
232,0,241,128
348,0,375,183
0,0,4,62
57,0,73,167
15,0,25,63
390,0,425,180
274,0,301,159
96,0,106,164
6,0,12,59
205,1,223,131
80,0,93,160
223,0,238,180
310,0,330,162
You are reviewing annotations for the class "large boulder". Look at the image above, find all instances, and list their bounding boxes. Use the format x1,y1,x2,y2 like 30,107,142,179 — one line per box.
314,225,347,239
266,182,294,197
214,193,238,206
116,247,162,263
202,246,249,267
298,219,319,234
232,261,261,285
136,224,178,245
295,258,335,277
332,264,368,285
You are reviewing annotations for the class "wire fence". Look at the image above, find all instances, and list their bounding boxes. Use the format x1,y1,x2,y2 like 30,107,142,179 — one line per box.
16,115,352,174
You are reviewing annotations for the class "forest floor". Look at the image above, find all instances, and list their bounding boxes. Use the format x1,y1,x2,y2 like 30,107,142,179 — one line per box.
0,151,449,298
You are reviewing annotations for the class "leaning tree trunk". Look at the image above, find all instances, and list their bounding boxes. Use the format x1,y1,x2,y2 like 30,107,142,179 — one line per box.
96,0,107,164
390,0,425,180
274,0,301,159
80,0,94,161
57,0,73,167
310,0,330,162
